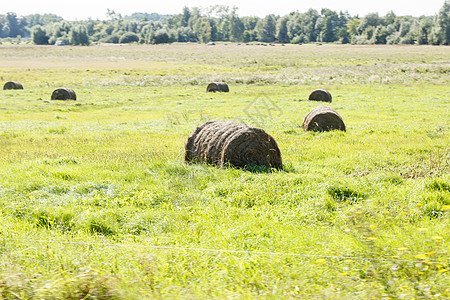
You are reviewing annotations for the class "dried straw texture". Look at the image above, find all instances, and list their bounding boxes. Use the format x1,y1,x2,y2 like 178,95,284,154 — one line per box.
302,106,346,132
51,88,77,100
185,121,282,169
308,89,332,102
3,82,23,90
206,82,229,93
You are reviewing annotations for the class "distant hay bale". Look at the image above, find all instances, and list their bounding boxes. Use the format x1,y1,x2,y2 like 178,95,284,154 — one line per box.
308,89,332,102
206,82,229,93
3,81,23,90
302,107,346,132
185,121,282,170
51,88,76,100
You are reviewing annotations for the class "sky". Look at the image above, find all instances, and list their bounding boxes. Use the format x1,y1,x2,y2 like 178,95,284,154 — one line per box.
0,0,446,20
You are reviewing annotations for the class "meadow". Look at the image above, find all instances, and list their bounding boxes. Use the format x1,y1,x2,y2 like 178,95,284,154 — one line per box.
0,43,449,299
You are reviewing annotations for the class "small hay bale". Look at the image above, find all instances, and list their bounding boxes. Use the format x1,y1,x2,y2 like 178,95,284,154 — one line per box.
308,89,332,102
51,88,76,100
302,107,346,132
206,82,229,93
3,81,23,90
185,121,282,169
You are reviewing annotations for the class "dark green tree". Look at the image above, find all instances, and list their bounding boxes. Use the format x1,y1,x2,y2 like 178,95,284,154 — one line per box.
100,34,120,43
358,13,382,34
125,21,138,33
384,11,397,26
243,30,256,42
287,12,306,43
347,18,361,37
338,27,350,43
104,24,114,35
194,18,213,42
286,13,301,39
242,16,259,31
187,7,201,28
70,25,89,45
276,16,289,43
365,26,375,41
217,18,229,40
209,18,218,40
0,15,7,38
119,32,139,43
32,25,49,44
151,28,170,44
257,14,276,42
167,14,181,28
78,26,90,45
181,7,191,27
176,27,196,42
26,14,63,27
304,9,320,42
416,17,433,44
70,28,79,45
47,22,71,44
230,14,244,42
373,25,389,44
321,9,340,42
6,12,22,37
430,0,450,45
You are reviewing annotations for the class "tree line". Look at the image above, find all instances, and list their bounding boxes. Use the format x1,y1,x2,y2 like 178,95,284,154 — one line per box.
0,2,448,46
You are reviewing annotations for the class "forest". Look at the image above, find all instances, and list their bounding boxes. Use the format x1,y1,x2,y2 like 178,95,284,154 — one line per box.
0,1,449,46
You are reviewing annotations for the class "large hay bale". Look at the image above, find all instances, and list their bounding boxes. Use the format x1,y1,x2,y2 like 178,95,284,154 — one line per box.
206,82,229,93
185,121,282,169
3,81,23,90
51,88,76,100
308,89,332,102
302,107,346,132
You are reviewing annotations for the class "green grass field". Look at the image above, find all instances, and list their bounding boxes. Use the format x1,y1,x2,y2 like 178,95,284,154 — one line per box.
0,43,449,299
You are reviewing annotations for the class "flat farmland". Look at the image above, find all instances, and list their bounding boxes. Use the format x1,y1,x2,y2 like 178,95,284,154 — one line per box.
0,43,449,299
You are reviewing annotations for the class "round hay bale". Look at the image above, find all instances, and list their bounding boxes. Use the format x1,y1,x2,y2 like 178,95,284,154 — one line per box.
51,88,76,100
206,82,229,93
302,107,346,132
185,121,282,169
308,89,332,102
3,81,23,90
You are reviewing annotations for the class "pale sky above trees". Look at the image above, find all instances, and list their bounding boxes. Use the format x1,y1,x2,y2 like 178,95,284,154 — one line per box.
1,0,446,20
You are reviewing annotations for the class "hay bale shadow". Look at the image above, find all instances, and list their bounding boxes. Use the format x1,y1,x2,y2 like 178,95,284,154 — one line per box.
302,106,346,132
3,81,23,90
185,121,282,171
51,88,77,100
